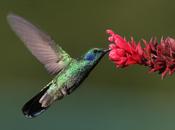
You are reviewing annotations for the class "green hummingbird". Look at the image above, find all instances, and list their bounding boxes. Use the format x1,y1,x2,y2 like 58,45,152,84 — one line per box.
7,14,110,118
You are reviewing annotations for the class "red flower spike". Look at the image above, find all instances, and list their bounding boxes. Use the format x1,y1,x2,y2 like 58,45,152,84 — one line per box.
107,29,175,78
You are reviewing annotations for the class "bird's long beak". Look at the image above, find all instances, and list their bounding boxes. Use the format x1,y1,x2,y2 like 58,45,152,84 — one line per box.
103,48,111,54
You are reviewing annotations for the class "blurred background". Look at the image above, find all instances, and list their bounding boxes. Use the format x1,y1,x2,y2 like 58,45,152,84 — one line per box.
1,0,175,130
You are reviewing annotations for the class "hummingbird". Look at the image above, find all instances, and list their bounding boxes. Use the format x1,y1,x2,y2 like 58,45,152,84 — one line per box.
7,14,110,118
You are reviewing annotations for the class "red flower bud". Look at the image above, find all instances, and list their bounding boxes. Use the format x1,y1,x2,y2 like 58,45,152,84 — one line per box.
107,29,175,78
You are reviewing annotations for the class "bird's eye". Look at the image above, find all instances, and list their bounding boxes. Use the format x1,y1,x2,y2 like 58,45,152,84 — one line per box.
93,49,98,53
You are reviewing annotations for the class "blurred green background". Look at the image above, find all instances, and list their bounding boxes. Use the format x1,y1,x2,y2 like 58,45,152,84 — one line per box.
1,0,175,130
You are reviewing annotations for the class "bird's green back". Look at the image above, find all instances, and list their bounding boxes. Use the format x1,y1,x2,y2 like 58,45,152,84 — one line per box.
48,59,90,93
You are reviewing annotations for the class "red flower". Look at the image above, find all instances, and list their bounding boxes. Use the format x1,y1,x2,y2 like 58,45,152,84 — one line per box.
107,29,144,67
107,29,175,78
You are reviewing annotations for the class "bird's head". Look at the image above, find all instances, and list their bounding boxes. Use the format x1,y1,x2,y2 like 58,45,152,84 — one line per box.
83,48,110,64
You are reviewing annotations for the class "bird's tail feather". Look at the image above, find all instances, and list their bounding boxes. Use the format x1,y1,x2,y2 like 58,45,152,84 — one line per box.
22,85,50,118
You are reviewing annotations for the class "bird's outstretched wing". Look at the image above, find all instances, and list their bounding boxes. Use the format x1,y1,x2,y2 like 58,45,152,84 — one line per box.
7,14,73,75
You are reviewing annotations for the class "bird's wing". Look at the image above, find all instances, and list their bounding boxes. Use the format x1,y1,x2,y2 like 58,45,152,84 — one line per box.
7,14,73,75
